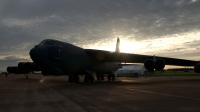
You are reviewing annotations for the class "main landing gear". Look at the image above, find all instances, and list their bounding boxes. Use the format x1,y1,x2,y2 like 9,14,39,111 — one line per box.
68,74,95,83
84,73,95,83
68,74,80,83
107,72,116,81
68,72,116,83
96,73,104,80
25,74,28,79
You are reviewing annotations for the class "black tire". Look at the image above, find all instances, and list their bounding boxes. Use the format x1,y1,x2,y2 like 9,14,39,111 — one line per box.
100,74,104,80
68,75,73,83
107,74,111,81
84,75,89,83
96,73,100,80
89,76,95,83
111,74,115,81
74,75,79,83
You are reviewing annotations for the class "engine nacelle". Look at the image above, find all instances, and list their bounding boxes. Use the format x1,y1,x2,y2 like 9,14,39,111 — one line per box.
144,59,154,71
144,58,165,71
24,62,41,71
194,63,200,73
10,66,18,73
7,66,13,73
10,66,19,73
7,66,29,74
18,62,27,69
155,58,165,71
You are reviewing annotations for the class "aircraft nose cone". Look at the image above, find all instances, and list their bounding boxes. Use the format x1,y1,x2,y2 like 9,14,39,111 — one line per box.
29,48,38,61
29,46,49,64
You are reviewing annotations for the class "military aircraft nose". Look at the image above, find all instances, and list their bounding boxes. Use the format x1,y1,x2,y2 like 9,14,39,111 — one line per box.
29,46,49,64
29,48,37,61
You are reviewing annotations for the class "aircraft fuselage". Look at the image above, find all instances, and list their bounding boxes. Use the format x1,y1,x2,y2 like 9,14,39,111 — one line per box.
29,39,120,75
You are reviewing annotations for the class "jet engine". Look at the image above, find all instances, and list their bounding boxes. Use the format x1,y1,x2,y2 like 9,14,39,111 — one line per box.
144,58,165,71
7,66,26,74
18,62,27,69
155,58,165,71
17,62,40,71
8,66,18,73
144,59,154,71
7,66,13,73
11,66,18,73
7,62,40,74
24,62,40,71
194,63,200,73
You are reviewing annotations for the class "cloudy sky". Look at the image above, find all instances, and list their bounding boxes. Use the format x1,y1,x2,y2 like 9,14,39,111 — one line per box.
0,0,200,71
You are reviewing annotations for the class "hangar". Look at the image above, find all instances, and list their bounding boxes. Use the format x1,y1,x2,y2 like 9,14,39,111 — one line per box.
116,65,146,76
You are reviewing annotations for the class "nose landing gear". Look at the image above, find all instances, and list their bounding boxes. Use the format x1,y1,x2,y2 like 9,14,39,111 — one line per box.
84,74,95,83
68,74,80,83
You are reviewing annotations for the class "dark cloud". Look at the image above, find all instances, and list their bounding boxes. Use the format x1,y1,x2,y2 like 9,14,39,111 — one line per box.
1,1,200,44
0,55,31,63
0,55,31,71
0,0,200,70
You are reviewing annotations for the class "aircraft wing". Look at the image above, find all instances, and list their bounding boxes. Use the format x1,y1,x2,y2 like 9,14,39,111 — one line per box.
85,49,198,66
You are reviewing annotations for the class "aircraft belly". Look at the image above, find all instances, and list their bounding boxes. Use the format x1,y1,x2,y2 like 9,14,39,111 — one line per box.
63,56,92,74
93,62,120,73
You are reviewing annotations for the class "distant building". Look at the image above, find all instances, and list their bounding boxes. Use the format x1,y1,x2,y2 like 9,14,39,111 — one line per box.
116,65,146,76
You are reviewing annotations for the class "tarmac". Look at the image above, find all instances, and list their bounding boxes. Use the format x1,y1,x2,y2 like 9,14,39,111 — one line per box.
0,74,200,112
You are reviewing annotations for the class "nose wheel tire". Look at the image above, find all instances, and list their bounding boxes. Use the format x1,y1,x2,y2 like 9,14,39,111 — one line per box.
96,73,100,80
96,73,104,80
68,75,73,83
84,74,95,83
107,73,115,81
84,75,89,83
68,75,79,83
100,74,104,80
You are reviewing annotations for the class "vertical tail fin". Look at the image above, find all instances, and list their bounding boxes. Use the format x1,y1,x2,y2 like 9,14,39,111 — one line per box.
115,38,120,53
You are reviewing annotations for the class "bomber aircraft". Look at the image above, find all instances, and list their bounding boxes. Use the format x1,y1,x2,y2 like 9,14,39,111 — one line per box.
7,38,200,83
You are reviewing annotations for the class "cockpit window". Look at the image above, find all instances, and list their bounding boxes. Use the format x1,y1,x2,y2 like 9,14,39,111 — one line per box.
38,40,63,47
57,42,63,48
38,40,47,46
45,41,55,46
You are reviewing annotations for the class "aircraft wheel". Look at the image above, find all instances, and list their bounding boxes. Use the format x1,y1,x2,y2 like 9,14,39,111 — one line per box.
96,73,100,80
89,76,95,83
74,75,79,83
26,76,28,79
84,75,89,83
111,74,115,81
100,74,104,80
68,75,74,83
107,74,111,81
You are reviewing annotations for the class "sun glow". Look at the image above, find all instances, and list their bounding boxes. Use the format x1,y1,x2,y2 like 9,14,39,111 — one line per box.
83,38,142,53
84,31,200,60
120,40,139,53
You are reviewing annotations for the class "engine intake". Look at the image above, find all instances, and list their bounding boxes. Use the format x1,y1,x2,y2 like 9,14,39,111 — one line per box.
7,66,13,73
155,58,165,71
18,62,41,72
7,65,29,74
144,58,165,71
144,59,154,71
18,62,27,69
